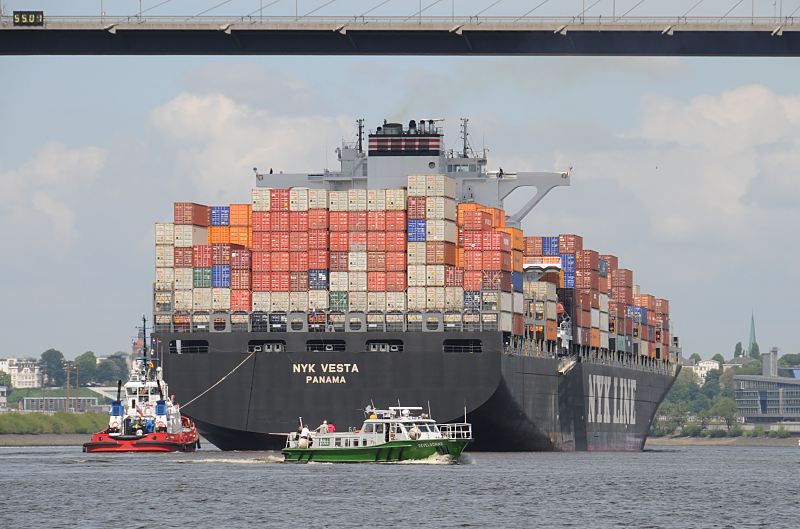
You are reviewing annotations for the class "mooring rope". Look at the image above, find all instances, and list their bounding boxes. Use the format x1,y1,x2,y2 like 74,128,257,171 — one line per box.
180,352,255,409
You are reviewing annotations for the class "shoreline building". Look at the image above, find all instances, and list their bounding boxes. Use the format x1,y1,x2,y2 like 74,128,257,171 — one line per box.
734,347,800,424
686,359,720,383
0,358,43,389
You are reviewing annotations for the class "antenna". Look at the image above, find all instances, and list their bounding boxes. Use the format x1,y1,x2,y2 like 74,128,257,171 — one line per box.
356,118,364,153
460,117,470,158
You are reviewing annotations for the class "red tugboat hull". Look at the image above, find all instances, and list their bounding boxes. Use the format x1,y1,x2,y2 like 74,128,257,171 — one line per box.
83,421,200,453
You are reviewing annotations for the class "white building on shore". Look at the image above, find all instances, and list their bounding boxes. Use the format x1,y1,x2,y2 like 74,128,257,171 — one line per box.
0,358,43,388
686,360,721,383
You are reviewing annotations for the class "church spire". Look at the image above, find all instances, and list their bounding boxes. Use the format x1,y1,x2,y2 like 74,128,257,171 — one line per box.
747,311,757,356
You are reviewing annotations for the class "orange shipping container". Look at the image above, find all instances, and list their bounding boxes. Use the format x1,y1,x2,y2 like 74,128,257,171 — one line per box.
174,202,210,226
289,231,309,251
498,227,524,252
385,231,406,251
272,232,290,252
512,250,523,272
329,211,349,231
349,232,367,252
367,211,386,232
230,289,252,311
252,211,271,232
208,226,230,244
368,252,386,271
229,204,252,227
289,252,308,271
252,271,271,292
456,202,478,225
329,232,349,252
385,271,407,292
385,251,407,271
482,231,511,252
271,211,290,232
308,249,329,270
231,269,251,290
349,211,368,231
308,229,329,250
591,328,601,348
456,248,464,269
308,209,328,230
477,206,505,228
464,251,483,271
482,250,512,272
367,232,386,252
426,241,456,266
461,210,493,231
230,226,250,248
252,251,271,271
463,271,483,290
271,252,290,272
546,320,558,341
368,272,386,291
270,189,289,211
289,212,309,232
463,231,482,250
251,231,271,251
385,211,407,232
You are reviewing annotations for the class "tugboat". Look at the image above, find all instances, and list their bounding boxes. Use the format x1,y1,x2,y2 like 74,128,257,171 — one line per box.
282,406,472,463
83,318,200,453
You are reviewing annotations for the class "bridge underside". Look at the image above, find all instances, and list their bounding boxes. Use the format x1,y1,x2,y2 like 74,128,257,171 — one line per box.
3,28,800,56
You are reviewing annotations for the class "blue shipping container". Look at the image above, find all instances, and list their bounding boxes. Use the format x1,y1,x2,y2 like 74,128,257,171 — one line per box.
308,269,329,290
625,306,648,324
407,219,427,242
511,272,524,293
212,265,231,288
563,272,576,289
463,291,481,310
542,236,560,256
598,259,609,278
210,206,230,226
560,253,576,273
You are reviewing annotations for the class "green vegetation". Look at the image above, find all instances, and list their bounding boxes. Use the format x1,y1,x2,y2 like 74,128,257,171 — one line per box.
749,342,760,359
6,388,108,408
0,412,107,434
0,371,11,390
40,349,66,386
779,354,800,368
733,341,743,358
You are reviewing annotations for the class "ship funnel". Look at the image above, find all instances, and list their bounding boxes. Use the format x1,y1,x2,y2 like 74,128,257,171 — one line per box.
409,119,416,133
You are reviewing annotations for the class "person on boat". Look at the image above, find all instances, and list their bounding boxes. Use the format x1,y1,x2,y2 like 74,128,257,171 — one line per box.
300,424,310,439
317,420,329,434
327,422,336,433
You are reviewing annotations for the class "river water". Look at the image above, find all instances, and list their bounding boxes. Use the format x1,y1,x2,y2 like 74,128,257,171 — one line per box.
0,445,793,528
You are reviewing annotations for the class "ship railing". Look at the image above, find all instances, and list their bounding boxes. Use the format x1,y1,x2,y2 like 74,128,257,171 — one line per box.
438,423,472,441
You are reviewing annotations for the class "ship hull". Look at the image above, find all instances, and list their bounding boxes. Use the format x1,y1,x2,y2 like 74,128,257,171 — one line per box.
158,331,677,452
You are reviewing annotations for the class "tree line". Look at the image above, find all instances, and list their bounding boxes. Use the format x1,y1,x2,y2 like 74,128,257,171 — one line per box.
37,349,129,388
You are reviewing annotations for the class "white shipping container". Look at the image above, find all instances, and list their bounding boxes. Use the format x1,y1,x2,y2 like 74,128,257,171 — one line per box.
367,292,386,312
308,290,329,310
407,265,427,287
545,301,558,321
407,287,427,311
155,268,174,291
386,292,407,312
385,188,407,210
308,188,328,210
348,291,367,312
599,293,609,313
348,252,367,272
347,189,367,211
155,244,174,268
406,242,426,265
252,187,271,211
425,174,456,198
289,187,309,211
600,331,609,349
155,222,174,245
174,290,192,311
289,292,309,312
174,268,194,290
252,292,271,311
212,288,231,310
271,292,290,312
424,197,457,221
425,220,457,242
348,271,367,292
174,225,208,248
426,287,446,311
445,286,464,311
633,284,641,296
500,292,513,312
426,265,445,287
524,280,557,301
367,189,386,211
407,175,427,196
513,292,524,314
330,271,349,291
483,291,513,312
499,312,513,332
600,312,609,332
591,308,600,328
193,288,212,311
328,191,349,211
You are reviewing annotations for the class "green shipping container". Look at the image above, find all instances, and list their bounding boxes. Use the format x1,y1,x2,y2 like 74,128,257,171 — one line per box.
329,291,349,312
616,336,627,352
193,267,212,288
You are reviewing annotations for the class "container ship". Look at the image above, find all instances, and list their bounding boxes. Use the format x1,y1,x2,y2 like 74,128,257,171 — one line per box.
153,118,681,451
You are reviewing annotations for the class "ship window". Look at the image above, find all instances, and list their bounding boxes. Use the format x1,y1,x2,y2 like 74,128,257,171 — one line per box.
169,340,209,354
290,319,304,331
213,318,227,331
365,340,403,353
443,339,483,353
335,438,341,447
248,340,286,353
348,319,362,331
364,423,375,433
426,317,441,331
428,161,436,169
306,340,346,352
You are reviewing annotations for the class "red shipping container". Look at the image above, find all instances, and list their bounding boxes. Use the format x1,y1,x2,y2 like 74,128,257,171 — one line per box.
290,212,309,232
231,269,251,290
559,234,583,253
464,251,483,271
426,241,456,265
271,252,290,272
513,314,524,336
463,231,483,250
608,300,626,319
368,211,386,232
577,288,600,309
367,232,386,252
308,229,329,250
329,232,349,252
271,272,290,291
230,248,251,270
612,268,634,288
290,231,309,251
385,232,406,251
174,247,193,267
251,231,271,251
289,251,309,271
463,271,483,290
252,251,271,272
348,211,368,232
271,211,290,232
174,202,210,226
290,271,309,291
482,231,511,252
328,212,349,231
461,211,492,231
329,252,349,272
252,211,271,232
482,271,512,291
523,236,543,257
368,252,386,271
458,227,464,248
192,245,213,268
272,232,290,252
213,244,239,265
252,271,271,292
576,310,591,327
611,286,633,305
308,209,329,230
655,298,670,315
598,276,610,293
600,254,619,272
577,249,599,271
270,189,289,211
385,271,407,292
349,232,367,252
231,289,252,312
445,267,464,287
407,196,426,220
385,211,407,232
634,294,657,312
482,250,512,272
368,272,386,291
308,250,329,270
385,251,407,271
575,269,599,290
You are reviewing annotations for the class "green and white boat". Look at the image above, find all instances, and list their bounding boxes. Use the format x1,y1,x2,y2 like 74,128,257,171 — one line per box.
282,406,472,463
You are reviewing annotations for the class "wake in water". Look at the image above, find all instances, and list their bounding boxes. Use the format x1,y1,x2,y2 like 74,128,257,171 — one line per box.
177,455,284,464
392,453,457,465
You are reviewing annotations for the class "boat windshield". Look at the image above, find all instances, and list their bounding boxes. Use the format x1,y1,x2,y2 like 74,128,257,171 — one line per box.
404,422,435,432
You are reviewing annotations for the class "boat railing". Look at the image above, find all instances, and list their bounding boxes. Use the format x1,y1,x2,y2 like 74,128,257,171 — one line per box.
438,423,472,440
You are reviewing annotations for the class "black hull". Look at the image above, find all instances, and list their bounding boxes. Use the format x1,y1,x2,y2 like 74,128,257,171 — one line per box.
157,331,677,451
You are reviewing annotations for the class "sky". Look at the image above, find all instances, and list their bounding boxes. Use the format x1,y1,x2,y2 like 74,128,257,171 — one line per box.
1,1,799,360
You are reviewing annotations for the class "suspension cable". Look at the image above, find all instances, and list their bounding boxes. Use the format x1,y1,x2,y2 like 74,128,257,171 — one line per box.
180,351,256,409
